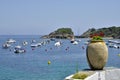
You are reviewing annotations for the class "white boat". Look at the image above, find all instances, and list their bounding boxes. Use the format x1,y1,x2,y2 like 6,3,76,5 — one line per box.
113,44,120,49
31,42,43,47
15,45,21,49
84,42,89,45
6,39,16,44
72,41,78,45
22,41,28,46
14,48,26,53
14,46,26,53
54,41,61,47
31,39,36,43
30,44,38,47
108,43,120,49
36,42,42,47
2,43,11,49
70,38,75,43
108,40,120,44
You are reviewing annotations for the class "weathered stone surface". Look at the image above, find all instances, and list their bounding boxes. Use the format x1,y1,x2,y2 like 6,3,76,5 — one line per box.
65,67,120,80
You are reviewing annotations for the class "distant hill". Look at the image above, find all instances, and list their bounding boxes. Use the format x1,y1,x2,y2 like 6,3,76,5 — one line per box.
42,28,74,39
80,26,120,39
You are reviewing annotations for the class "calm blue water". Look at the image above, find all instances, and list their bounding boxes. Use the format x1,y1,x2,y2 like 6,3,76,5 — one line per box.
0,35,120,80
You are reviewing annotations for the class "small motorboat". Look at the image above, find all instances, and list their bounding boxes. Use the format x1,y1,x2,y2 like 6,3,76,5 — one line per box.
72,41,78,45
70,39,75,43
6,39,16,44
108,43,120,49
14,46,26,53
22,41,28,46
30,43,38,48
2,43,11,49
31,39,36,43
36,42,42,47
54,41,61,47
84,42,89,45
113,44,120,49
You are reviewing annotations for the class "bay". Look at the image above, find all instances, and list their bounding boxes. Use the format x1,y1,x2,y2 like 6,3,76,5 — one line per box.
0,35,120,80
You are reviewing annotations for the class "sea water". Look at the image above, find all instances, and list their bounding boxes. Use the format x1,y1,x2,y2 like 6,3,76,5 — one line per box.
0,35,120,80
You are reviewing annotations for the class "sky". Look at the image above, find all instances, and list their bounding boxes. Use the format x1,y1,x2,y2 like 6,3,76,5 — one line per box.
0,0,120,35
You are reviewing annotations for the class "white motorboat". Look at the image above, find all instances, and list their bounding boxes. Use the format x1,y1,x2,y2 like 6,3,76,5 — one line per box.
31,42,43,47
30,43,38,48
113,44,120,49
84,42,89,45
31,39,36,43
70,38,75,43
14,45,26,53
6,39,16,44
72,41,78,45
14,48,26,53
54,41,61,47
2,43,11,49
15,45,21,49
22,41,28,46
108,40,120,44
36,42,42,47
108,43,120,49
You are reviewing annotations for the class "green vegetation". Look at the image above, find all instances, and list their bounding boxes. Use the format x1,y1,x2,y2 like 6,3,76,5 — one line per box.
72,72,88,79
91,36,103,41
42,26,120,39
80,26,120,39
45,28,74,39
55,28,73,35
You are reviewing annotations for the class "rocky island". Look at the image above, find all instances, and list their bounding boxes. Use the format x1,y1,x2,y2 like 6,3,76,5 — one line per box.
42,28,74,39
42,26,120,39
80,26,120,39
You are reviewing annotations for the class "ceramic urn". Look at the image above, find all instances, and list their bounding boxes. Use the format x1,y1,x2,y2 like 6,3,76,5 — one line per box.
86,40,108,70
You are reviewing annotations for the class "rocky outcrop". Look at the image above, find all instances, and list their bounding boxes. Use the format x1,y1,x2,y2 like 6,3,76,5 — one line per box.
80,26,120,39
42,28,74,39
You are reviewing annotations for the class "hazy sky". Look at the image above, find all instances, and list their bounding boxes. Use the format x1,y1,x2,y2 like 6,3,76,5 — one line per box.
0,0,120,35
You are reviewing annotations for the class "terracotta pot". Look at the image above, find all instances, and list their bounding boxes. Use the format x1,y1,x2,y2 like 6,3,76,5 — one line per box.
86,40,108,70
